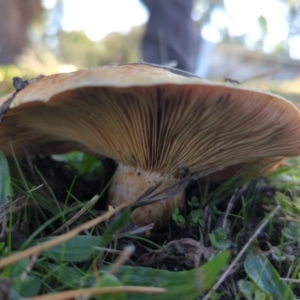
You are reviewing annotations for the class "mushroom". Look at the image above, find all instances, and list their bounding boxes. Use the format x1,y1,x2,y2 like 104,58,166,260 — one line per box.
199,158,284,182
0,63,300,227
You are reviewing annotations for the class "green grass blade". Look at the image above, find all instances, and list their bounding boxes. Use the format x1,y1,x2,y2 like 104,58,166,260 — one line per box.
42,250,229,299
95,273,126,300
117,251,230,299
31,235,102,262
244,246,295,299
0,149,10,201
100,208,131,247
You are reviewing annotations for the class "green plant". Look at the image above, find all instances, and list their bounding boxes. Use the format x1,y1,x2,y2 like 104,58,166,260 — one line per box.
172,196,205,228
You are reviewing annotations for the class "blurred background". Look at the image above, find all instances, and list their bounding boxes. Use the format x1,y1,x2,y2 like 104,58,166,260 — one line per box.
0,0,299,101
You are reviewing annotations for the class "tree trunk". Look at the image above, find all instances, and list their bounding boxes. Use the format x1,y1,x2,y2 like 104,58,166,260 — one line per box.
0,0,42,65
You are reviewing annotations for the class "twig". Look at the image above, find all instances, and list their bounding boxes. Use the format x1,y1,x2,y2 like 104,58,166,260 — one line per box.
28,286,166,300
92,247,123,254
0,193,28,223
221,188,239,230
132,176,190,209
20,254,38,281
241,68,283,83
112,223,154,239
203,205,211,246
21,141,40,185
0,200,134,269
108,245,135,275
221,183,249,230
281,278,300,283
202,205,281,300
0,278,11,299
51,194,100,235
0,186,43,240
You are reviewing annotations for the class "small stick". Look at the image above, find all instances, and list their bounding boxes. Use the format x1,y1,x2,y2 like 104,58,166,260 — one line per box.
221,183,249,230
280,278,300,283
112,223,154,239
28,286,166,300
108,245,135,275
202,205,281,300
0,200,133,269
51,194,100,235
20,254,38,281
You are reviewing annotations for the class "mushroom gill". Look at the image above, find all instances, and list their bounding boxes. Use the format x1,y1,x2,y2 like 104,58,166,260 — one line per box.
0,64,300,226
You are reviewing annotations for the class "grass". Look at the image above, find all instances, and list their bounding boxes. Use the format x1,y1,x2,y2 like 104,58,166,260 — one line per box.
0,152,300,299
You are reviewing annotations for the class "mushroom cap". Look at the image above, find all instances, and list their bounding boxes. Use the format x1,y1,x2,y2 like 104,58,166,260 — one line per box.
0,63,300,177
200,158,283,182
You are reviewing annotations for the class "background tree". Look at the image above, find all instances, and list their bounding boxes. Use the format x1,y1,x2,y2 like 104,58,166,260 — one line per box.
0,0,42,65
55,26,143,68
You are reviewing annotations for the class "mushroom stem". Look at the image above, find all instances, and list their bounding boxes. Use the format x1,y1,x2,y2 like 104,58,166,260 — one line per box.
108,163,184,227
